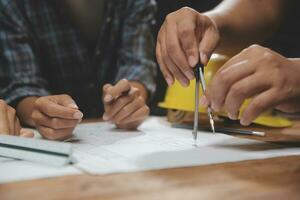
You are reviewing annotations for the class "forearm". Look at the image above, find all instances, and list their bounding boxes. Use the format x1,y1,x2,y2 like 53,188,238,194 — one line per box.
16,97,38,127
205,0,287,56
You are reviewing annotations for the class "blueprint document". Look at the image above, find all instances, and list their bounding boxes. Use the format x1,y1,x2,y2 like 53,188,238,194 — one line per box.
72,117,300,174
1,117,300,183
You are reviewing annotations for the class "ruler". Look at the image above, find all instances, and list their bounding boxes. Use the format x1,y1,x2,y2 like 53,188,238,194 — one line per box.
0,135,75,167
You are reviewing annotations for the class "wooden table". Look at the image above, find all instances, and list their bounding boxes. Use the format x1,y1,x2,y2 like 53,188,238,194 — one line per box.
1,118,300,200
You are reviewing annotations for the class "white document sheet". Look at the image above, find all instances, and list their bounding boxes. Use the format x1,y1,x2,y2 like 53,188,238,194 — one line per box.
72,117,300,174
1,117,299,183
0,159,81,183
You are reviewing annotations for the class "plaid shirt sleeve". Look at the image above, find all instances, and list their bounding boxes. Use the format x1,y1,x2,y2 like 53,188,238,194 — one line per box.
115,0,157,100
0,0,50,105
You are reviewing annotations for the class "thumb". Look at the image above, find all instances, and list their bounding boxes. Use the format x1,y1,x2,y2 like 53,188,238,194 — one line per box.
198,25,220,65
199,88,212,108
0,100,9,134
55,95,78,109
103,79,131,103
20,129,34,138
199,95,209,108
37,96,83,119
178,20,199,67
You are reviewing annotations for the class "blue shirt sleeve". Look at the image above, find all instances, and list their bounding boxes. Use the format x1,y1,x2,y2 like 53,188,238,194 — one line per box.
115,0,157,100
0,0,50,105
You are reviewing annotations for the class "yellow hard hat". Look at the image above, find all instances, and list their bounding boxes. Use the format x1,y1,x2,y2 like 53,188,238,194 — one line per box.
159,54,292,128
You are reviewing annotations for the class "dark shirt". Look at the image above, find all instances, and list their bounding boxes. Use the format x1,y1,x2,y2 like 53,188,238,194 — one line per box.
263,1,300,58
0,0,157,118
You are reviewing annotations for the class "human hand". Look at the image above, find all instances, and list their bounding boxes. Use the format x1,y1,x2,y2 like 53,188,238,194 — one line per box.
102,79,149,130
156,7,220,87
0,100,33,137
31,95,83,140
201,45,300,125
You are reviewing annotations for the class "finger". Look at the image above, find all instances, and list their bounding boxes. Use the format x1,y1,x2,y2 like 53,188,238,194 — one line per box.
103,83,113,95
156,39,174,86
7,106,16,135
103,91,137,120
240,89,280,126
198,19,219,65
0,100,9,134
177,19,199,67
116,121,143,130
118,105,149,125
103,79,131,103
55,94,79,109
210,59,255,111
20,129,34,138
199,94,209,107
37,126,74,141
161,29,190,87
32,110,80,129
14,117,22,136
113,96,145,123
224,74,270,120
165,20,195,80
36,98,83,119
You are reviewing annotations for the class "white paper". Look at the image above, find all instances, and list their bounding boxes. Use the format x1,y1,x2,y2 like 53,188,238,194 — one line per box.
72,117,300,174
0,156,13,163
1,117,299,183
0,160,81,183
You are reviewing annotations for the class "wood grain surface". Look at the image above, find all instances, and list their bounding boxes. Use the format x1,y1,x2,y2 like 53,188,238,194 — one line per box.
0,156,299,200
